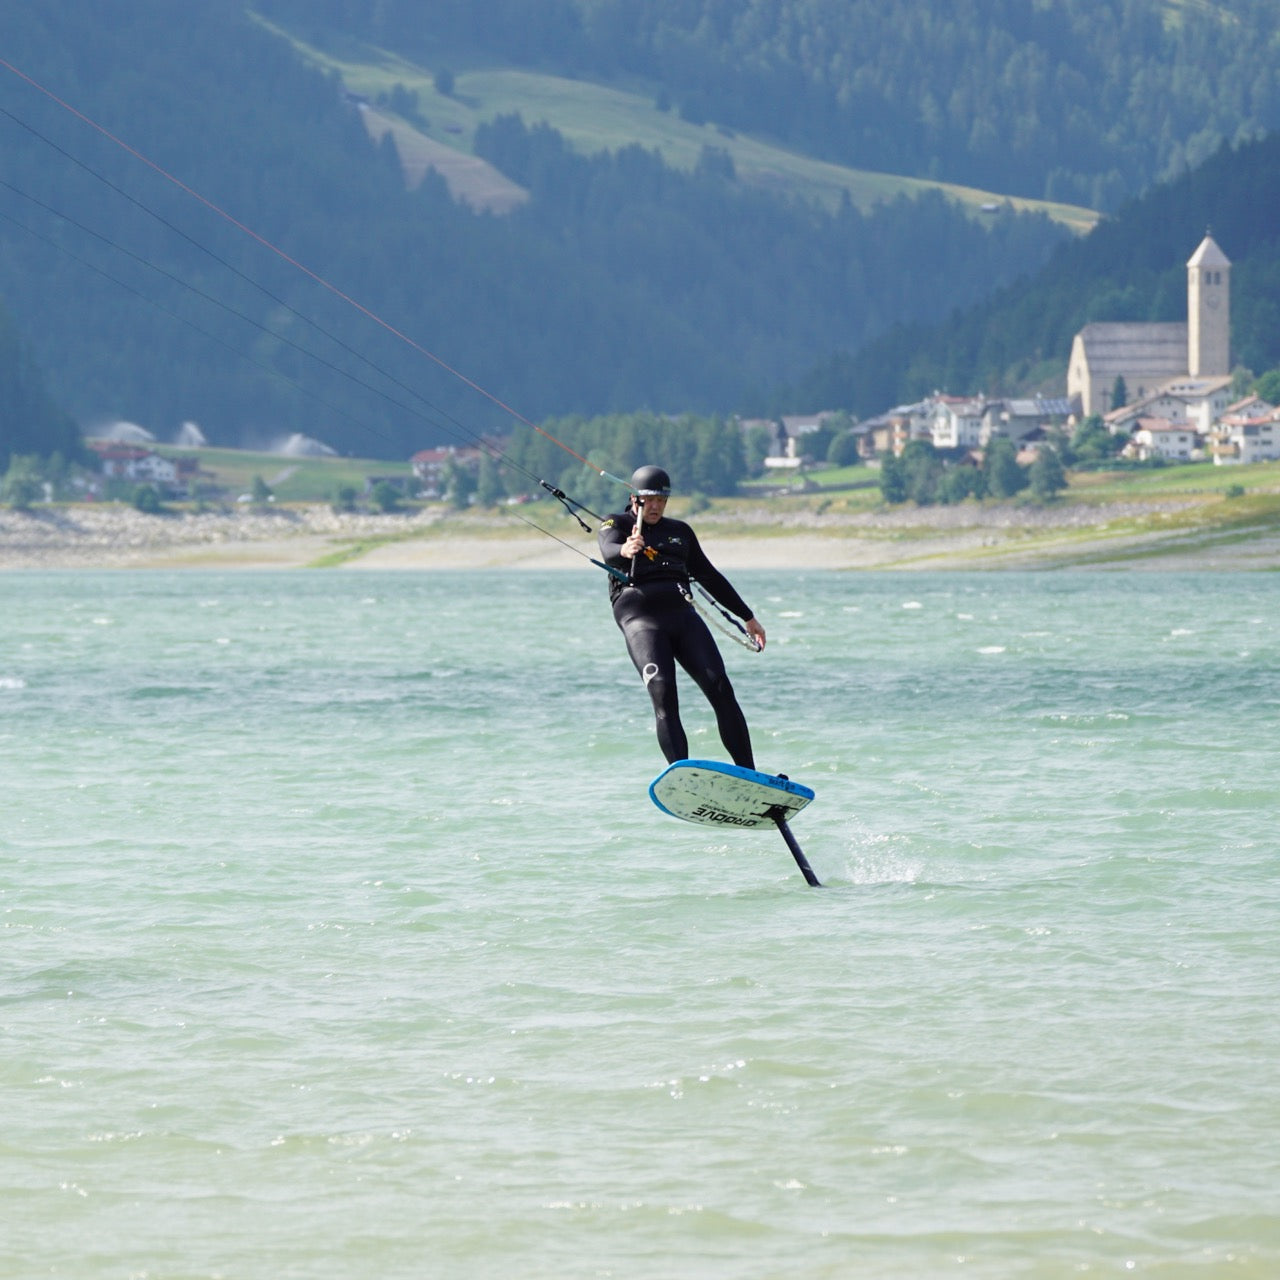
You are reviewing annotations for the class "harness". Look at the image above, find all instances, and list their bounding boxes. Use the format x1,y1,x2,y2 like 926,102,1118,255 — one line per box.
681,582,762,652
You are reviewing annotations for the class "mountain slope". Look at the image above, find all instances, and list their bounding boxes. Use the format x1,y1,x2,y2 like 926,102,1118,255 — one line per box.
781,131,1280,417
253,0,1280,210
264,20,1097,232
0,0,1072,457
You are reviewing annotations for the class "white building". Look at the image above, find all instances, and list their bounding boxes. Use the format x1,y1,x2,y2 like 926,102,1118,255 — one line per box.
1129,422,1199,462
929,395,987,449
1210,403,1280,465
89,442,179,485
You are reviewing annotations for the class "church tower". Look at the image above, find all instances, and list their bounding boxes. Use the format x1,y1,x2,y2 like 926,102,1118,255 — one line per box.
1187,233,1230,377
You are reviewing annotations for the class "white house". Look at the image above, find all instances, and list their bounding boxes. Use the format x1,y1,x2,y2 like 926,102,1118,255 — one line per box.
930,395,987,449
89,442,179,485
1101,375,1233,437
1210,406,1280,465
1154,376,1235,432
411,445,483,495
1129,421,1199,462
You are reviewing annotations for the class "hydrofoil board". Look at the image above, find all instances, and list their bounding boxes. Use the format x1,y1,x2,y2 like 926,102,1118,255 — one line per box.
649,759,815,830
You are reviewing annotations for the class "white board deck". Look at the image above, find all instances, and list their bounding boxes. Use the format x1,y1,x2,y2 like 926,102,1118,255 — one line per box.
649,759,815,830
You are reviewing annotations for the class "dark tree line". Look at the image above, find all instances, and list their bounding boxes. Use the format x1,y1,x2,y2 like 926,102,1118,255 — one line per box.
0,299,82,474
502,411,748,515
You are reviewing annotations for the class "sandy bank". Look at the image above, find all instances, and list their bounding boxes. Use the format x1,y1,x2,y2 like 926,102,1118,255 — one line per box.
2,497,1278,571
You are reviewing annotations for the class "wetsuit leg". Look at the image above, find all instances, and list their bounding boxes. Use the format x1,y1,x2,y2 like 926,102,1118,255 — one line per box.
671,614,755,769
615,607,689,763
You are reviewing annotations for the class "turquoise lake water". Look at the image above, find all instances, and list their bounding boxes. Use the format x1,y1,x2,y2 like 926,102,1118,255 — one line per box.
2,568,1278,1278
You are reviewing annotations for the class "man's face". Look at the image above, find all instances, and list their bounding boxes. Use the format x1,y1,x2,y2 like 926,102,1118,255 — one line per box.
637,495,668,523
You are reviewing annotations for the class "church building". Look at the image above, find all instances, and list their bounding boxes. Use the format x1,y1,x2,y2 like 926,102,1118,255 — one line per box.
1067,235,1231,417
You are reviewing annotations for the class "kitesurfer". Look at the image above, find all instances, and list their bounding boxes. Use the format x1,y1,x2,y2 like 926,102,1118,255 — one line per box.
598,465,766,768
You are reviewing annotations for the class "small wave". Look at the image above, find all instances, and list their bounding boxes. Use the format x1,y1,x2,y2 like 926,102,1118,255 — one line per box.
128,685,211,700
0,676,26,690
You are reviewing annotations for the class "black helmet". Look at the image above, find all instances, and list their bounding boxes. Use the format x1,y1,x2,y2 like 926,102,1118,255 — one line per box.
631,465,671,497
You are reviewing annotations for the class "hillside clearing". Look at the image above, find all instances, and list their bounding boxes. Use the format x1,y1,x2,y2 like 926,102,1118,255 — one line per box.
256,17,1098,232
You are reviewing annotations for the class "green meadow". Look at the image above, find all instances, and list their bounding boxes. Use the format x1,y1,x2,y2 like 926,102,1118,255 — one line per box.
255,15,1098,232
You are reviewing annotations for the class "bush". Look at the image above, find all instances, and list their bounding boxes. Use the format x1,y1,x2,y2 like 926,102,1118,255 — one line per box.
132,483,164,514
1029,446,1067,499
878,454,908,504
827,430,862,467
2,456,43,511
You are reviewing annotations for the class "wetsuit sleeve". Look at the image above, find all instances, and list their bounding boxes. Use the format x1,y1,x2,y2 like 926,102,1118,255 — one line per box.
597,512,633,573
685,525,753,620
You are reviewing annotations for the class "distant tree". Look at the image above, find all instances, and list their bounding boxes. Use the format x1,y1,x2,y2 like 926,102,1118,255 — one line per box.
475,454,506,507
132,483,164,514
334,485,358,512
1110,376,1128,411
827,430,862,467
251,475,273,504
443,457,475,509
0,305,81,471
900,439,944,505
695,144,736,183
744,425,774,475
1,455,43,511
434,68,455,97
984,437,1028,499
1071,414,1122,466
1029,445,1067,500
371,481,401,512
386,82,425,127
938,465,983,504
782,428,822,467
1045,425,1075,467
1255,368,1280,405
878,454,908,504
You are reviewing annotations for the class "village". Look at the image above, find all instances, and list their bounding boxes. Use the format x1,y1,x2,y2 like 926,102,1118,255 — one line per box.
78,234,1279,504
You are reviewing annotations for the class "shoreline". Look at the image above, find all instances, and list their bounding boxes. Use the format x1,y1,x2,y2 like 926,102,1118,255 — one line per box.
2,498,1279,571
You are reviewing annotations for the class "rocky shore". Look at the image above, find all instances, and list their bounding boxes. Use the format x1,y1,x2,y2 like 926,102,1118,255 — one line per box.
0,504,440,570
2,495,1277,571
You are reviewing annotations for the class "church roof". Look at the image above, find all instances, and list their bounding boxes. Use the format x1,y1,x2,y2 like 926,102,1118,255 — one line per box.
1187,234,1230,269
1074,322,1188,378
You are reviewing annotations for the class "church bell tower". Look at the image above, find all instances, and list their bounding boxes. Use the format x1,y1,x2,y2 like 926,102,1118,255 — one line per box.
1187,233,1230,377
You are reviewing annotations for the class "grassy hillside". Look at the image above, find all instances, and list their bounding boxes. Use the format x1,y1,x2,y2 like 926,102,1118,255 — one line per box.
258,17,1099,233
159,445,411,503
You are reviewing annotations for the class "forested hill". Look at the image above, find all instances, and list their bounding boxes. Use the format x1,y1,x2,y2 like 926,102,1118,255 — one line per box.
779,131,1280,419
256,0,1280,212
0,299,80,471
0,0,1067,458
4,1,1278,462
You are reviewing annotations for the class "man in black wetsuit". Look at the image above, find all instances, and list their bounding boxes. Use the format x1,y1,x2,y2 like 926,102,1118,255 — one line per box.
598,464,767,768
